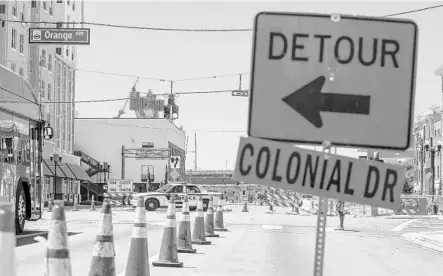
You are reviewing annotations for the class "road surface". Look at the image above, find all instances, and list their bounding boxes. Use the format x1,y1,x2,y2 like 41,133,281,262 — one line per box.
14,205,443,276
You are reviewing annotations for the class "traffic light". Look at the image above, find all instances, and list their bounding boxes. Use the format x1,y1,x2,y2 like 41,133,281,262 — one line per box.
172,105,179,119
164,105,171,119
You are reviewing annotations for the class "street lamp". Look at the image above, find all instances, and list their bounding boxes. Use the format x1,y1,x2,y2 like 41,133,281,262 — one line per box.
424,139,442,196
50,153,62,200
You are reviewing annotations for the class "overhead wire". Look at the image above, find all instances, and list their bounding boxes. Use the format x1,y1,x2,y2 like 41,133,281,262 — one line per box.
2,4,440,105
5,4,443,32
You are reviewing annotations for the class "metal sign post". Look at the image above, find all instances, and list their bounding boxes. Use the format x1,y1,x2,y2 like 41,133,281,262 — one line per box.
313,141,332,276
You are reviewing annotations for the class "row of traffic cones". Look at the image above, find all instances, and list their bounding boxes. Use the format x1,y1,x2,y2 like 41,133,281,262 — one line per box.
0,194,229,276
152,195,228,268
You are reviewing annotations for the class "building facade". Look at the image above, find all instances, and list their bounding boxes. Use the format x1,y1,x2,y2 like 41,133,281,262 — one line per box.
74,118,186,197
0,0,89,203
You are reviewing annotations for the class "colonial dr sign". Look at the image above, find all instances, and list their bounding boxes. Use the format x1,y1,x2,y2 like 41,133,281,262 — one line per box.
248,12,418,150
29,28,90,45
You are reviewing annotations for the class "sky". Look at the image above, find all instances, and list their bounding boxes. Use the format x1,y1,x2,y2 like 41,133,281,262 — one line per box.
74,1,443,171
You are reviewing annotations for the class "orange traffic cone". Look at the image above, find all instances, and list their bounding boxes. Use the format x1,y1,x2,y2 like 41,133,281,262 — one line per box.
47,199,53,213
177,196,197,253
88,199,116,276
45,202,73,276
192,196,211,245
0,202,16,276
152,197,183,267
205,197,219,238
241,202,248,212
90,195,96,211
72,195,79,211
124,197,150,276
214,197,228,232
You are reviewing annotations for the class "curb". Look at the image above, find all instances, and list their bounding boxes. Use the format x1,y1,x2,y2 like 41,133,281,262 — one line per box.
386,215,442,220
400,233,443,254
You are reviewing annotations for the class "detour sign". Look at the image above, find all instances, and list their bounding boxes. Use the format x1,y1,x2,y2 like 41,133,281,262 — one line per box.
233,137,404,210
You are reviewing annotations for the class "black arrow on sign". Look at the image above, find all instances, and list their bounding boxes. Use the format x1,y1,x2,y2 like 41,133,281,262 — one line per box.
282,76,371,128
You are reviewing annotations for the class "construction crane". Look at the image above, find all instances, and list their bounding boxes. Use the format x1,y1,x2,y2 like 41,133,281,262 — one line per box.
115,78,139,118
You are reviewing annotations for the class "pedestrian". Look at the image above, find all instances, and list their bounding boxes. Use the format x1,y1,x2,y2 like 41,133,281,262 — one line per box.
335,200,345,230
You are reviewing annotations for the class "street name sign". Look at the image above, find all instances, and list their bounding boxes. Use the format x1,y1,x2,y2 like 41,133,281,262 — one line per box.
233,136,404,210
248,12,418,150
107,179,134,193
232,90,249,97
29,28,90,45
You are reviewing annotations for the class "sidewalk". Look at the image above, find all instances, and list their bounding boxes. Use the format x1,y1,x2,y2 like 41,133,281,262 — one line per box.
401,231,443,254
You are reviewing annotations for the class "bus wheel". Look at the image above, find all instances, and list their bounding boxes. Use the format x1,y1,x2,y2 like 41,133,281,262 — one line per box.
15,182,27,235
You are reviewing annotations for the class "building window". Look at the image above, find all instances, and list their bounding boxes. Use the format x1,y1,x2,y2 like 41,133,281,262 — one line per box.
20,3,25,22
10,63,16,72
56,47,62,55
57,0,63,3
66,48,69,57
41,80,45,96
49,1,53,15
67,15,70,28
43,0,47,11
71,51,75,61
67,0,70,5
19,33,24,54
40,49,46,68
72,0,75,10
12,0,17,17
47,83,52,101
48,54,53,71
11,28,16,49
19,67,24,77
0,5,5,14
31,1,36,8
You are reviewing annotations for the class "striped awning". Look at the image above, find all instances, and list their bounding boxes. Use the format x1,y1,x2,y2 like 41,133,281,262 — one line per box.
435,64,443,76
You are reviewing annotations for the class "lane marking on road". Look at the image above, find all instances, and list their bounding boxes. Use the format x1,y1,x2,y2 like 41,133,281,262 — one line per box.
116,253,159,276
261,224,283,231
390,219,418,231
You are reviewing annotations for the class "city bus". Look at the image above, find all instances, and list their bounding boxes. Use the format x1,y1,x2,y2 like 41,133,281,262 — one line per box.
0,65,51,234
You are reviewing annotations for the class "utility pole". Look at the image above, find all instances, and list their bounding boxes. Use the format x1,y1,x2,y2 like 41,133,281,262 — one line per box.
194,132,197,171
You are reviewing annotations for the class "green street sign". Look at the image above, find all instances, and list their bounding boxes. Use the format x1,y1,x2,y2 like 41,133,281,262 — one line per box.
29,28,90,45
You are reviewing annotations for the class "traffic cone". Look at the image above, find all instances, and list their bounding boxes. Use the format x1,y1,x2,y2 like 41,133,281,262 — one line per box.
45,202,73,276
72,195,79,211
241,202,248,212
0,202,16,276
124,197,150,276
205,197,219,238
177,196,197,253
88,199,116,276
152,197,183,267
47,199,53,213
214,197,228,232
90,195,96,211
192,196,211,245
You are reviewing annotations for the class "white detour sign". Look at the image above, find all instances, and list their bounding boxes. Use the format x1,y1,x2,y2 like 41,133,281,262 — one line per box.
233,137,404,210
249,12,417,150
107,179,134,193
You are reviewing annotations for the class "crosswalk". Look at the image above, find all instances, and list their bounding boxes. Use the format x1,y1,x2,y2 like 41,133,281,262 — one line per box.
407,219,443,231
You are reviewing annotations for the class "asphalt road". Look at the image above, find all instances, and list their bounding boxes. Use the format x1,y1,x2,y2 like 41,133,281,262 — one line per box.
14,205,443,276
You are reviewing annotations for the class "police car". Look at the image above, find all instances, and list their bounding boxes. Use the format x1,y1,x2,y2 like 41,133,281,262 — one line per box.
130,182,222,211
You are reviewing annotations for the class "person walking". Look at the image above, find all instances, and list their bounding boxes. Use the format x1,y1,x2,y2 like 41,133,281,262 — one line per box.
335,200,345,231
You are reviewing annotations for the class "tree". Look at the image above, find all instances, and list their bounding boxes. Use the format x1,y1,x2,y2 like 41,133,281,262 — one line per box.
402,160,414,194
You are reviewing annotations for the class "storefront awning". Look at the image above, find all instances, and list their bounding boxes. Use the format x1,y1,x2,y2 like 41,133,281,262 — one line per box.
66,163,92,182
42,159,68,178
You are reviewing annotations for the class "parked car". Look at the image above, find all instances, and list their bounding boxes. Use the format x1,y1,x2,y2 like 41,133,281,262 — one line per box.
130,182,222,211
